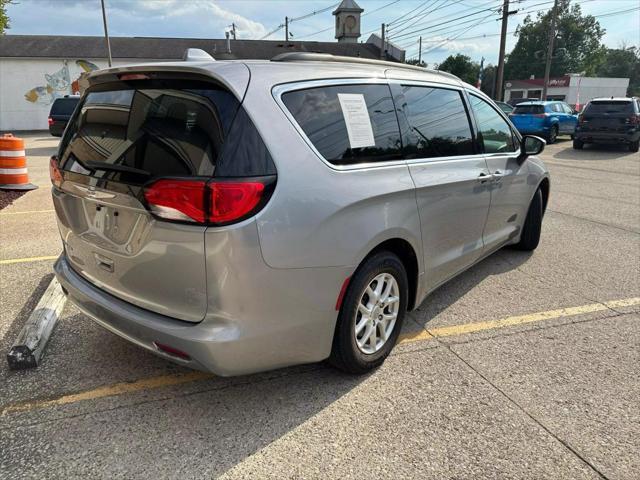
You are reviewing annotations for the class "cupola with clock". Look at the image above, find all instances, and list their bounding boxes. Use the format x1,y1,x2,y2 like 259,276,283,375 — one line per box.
333,0,363,43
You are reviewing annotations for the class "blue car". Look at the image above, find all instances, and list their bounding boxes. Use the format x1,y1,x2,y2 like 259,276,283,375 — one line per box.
509,101,578,144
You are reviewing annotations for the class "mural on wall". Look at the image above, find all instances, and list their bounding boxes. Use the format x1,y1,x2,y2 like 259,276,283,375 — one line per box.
24,59,99,104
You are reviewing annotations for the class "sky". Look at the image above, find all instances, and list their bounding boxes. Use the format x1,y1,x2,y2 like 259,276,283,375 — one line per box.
5,0,640,67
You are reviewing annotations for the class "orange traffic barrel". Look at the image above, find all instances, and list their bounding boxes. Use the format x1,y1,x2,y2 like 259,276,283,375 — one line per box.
0,134,38,191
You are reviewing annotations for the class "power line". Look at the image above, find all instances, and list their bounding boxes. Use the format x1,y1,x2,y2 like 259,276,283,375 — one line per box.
405,3,638,61
387,0,441,31
390,1,503,40
388,0,453,35
260,1,338,40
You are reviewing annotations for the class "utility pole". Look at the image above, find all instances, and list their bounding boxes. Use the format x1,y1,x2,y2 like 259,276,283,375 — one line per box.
380,23,385,60
285,17,289,42
418,36,422,65
231,23,236,40
495,0,510,101
542,0,559,100
100,0,112,67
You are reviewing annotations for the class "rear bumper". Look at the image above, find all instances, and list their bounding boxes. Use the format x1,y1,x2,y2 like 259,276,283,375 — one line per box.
49,124,65,137
55,254,346,376
575,130,640,143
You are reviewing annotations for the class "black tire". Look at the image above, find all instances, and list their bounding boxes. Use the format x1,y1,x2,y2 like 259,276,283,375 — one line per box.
329,251,408,374
573,138,584,150
514,188,543,251
630,140,640,153
546,125,558,144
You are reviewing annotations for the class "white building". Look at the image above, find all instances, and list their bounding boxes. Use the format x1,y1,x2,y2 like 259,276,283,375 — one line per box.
504,75,630,108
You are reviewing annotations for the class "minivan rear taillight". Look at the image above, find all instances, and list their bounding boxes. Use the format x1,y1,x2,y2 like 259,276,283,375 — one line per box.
144,178,270,225
209,182,264,223
144,179,208,223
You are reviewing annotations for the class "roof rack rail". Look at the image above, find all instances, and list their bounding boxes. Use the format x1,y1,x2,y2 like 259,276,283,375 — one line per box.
270,52,460,80
183,48,215,62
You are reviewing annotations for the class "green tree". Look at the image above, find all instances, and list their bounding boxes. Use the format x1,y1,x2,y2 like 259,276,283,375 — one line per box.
436,54,479,85
596,45,640,96
505,0,605,81
0,0,12,35
479,64,497,98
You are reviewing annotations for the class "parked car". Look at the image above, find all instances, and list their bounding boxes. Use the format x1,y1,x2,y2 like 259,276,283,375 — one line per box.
48,96,80,137
51,51,550,376
574,97,640,152
495,101,514,114
509,100,578,144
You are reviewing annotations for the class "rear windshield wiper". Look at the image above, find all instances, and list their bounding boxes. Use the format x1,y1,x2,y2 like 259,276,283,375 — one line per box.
83,161,151,177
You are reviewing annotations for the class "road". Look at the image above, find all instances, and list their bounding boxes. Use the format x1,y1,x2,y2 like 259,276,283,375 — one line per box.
1,133,639,479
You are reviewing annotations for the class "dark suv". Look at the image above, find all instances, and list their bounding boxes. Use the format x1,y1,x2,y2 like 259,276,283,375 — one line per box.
574,97,640,152
48,96,80,137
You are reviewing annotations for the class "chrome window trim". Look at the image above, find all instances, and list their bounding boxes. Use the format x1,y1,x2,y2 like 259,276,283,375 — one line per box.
271,78,520,171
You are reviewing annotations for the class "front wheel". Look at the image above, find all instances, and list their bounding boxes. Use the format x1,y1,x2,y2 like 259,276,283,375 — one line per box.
630,140,640,153
546,125,558,144
329,251,408,374
514,188,543,251
573,138,584,150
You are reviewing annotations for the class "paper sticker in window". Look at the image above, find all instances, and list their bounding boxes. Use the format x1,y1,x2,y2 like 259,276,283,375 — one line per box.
337,93,376,149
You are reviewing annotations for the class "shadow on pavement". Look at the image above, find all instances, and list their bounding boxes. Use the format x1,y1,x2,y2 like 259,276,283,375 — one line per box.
552,142,634,160
0,191,28,210
413,248,533,329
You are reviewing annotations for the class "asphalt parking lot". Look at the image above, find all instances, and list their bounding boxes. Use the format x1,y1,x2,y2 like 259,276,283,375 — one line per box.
1,133,639,479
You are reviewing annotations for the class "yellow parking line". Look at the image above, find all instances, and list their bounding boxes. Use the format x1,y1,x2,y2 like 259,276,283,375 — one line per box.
1,371,212,416
0,209,55,216
2,297,639,416
0,255,59,265
398,297,640,343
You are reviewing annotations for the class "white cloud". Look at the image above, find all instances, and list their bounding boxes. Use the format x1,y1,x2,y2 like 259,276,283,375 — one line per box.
105,0,268,38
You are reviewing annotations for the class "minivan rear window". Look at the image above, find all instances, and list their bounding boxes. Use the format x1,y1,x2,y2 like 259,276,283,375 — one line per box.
513,105,545,114
584,101,633,114
282,84,402,165
59,81,275,184
51,98,80,116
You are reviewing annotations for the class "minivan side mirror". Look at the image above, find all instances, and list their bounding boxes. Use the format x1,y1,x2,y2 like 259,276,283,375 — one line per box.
519,135,545,161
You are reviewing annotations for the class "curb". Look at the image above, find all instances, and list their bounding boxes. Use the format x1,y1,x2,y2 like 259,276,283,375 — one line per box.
6,277,66,370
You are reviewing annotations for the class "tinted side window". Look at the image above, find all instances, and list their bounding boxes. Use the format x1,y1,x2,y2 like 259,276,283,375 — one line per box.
282,84,402,165
470,95,516,154
397,86,474,159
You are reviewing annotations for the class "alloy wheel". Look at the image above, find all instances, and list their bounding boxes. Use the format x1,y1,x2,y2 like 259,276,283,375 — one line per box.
354,273,400,354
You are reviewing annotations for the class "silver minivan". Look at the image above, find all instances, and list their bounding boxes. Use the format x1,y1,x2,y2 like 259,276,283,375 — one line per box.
52,52,549,376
